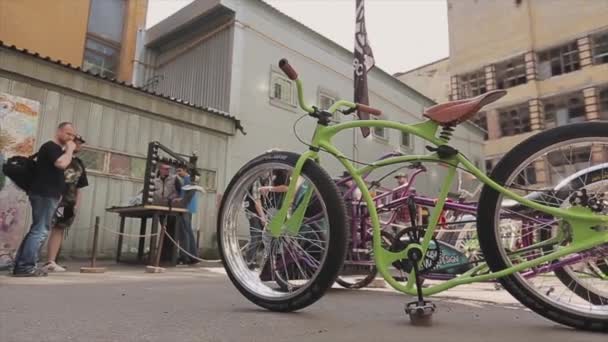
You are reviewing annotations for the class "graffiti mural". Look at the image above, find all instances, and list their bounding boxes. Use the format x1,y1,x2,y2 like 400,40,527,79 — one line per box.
0,92,39,266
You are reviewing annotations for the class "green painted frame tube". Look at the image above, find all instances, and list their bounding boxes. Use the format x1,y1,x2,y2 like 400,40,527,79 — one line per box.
266,76,608,296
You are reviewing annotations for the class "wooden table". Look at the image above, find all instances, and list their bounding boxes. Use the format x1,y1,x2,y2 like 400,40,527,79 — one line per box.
106,205,187,266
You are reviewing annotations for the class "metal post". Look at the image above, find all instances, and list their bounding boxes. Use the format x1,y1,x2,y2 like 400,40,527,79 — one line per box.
154,215,169,269
91,216,100,268
80,216,106,273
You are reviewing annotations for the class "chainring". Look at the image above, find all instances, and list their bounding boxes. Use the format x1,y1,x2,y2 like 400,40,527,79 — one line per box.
390,227,441,274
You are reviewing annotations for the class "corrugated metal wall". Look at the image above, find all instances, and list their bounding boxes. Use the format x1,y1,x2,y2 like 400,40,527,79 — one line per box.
141,25,234,112
0,74,230,259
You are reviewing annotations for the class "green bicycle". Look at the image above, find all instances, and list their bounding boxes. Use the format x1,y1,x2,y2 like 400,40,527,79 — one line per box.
217,59,608,331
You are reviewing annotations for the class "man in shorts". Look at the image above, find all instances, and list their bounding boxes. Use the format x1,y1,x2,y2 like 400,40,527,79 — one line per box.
42,135,89,272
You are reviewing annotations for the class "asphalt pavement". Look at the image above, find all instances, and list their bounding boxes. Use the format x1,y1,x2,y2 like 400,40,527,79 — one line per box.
0,263,605,342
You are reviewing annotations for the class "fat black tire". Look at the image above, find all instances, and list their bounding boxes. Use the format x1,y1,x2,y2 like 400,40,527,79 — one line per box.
217,151,348,312
477,122,608,332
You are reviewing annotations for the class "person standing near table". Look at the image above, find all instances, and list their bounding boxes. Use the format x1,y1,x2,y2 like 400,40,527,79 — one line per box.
42,135,89,272
153,163,182,262
176,167,199,264
13,122,76,277
153,163,182,205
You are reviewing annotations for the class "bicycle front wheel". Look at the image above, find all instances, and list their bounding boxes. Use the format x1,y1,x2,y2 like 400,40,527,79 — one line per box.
217,151,347,312
477,122,608,331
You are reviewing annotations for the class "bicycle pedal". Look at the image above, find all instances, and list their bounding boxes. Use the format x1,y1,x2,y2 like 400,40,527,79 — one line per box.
405,301,436,326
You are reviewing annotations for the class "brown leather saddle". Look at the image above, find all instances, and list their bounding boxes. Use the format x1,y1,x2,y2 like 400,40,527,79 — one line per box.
423,90,507,125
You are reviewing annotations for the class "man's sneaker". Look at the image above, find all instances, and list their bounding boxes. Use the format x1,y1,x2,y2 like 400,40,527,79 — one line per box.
13,268,48,277
42,261,67,272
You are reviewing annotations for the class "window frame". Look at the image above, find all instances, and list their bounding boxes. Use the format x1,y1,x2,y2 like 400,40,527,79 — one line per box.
400,129,412,151
495,56,527,89
78,147,108,173
515,164,537,186
485,159,495,174
79,146,147,182
538,42,581,79
592,30,608,65
545,145,594,184
599,86,608,120
318,89,338,121
372,117,388,142
497,103,531,137
542,91,586,129
83,0,126,78
198,168,218,192
471,111,488,140
458,69,487,98
269,70,297,109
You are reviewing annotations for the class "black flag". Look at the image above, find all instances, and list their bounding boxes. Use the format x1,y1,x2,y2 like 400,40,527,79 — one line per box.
354,0,375,137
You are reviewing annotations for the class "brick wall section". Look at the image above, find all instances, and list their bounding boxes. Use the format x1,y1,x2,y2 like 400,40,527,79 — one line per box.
529,99,542,130
533,159,548,185
584,87,599,120
578,36,593,68
525,52,537,81
485,65,496,91
486,109,501,140
450,76,460,100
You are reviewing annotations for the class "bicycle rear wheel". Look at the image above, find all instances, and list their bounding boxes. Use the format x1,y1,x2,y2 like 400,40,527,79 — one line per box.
477,122,608,331
217,151,347,312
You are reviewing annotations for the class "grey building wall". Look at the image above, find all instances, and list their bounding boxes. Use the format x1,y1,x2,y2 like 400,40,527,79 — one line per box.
138,0,486,197
137,11,234,112
0,44,237,258
224,0,485,194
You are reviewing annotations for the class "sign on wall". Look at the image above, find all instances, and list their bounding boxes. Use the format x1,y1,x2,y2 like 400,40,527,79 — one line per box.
0,92,40,265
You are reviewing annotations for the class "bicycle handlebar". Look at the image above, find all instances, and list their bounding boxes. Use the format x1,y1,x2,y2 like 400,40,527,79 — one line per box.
356,103,382,116
278,58,382,116
279,59,298,81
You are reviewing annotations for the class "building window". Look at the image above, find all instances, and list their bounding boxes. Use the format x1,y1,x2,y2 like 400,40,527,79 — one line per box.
79,148,107,172
83,0,126,78
592,31,608,65
485,159,495,173
471,111,488,140
79,147,146,180
372,117,387,140
199,169,217,192
543,92,586,129
458,69,486,98
495,56,527,89
498,104,531,137
270,71,295,106
538,42,580,79
78,147,217,190
319,92,336,110
109,153,146,179
546,145,593,183
515,165,537,186
599,87,608,120
400,131,411,149
318,91,337,121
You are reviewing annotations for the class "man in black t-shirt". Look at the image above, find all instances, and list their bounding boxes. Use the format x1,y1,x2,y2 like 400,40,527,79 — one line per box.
13,122,77,277
43,135,89,272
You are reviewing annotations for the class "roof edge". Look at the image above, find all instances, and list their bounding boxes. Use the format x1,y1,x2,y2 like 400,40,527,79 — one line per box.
0,41,243,134
393,57,450,78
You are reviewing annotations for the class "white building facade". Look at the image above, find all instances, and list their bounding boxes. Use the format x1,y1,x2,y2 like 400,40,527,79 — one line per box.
136,0,485,194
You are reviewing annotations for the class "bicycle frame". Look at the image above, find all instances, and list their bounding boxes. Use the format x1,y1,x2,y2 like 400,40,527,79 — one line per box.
266,79,608,297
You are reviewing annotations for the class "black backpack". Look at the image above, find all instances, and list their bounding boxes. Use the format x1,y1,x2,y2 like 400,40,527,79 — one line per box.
2,153,37,192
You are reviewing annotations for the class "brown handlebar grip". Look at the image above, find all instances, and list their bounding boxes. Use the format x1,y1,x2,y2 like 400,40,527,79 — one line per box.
356,103,382,116
279,59,298,81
